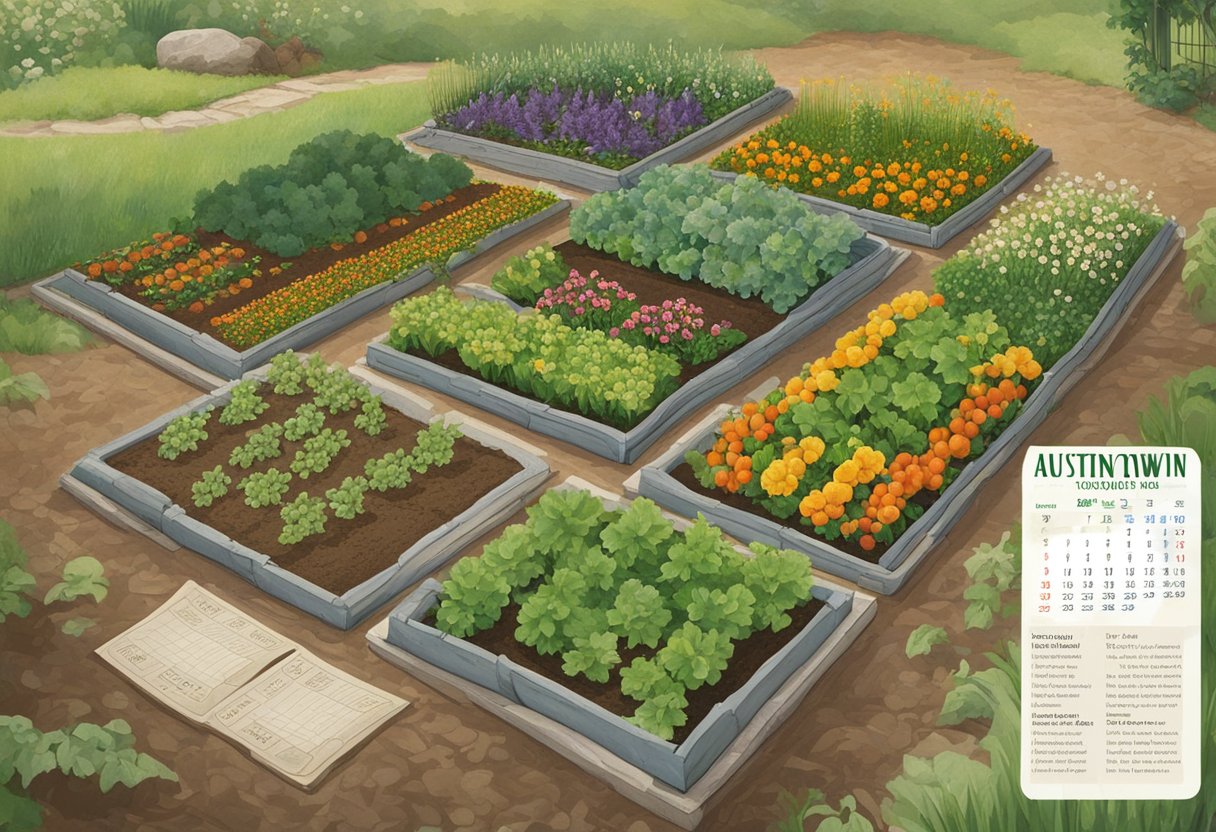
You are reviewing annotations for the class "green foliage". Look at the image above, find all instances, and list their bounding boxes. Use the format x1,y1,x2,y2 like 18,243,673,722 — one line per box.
278,492,327,545
479,525,545,589
325,476,368,520
289,428,350,479
515,568,588,655
561,631,620,684
774,789,875,832
43,557,108,605
228,423,284,469
191,465,231,509
0,298,91,354
267,350,307,395
192,131,474,257
354,396,387,436
682,584,755,640
363,449,413,492
156,406,212,460
741,543,815,633
434,556,512,638
61,617,96,637
490,244,569,305
407,421,461,473
0,520,35,623
388,287,681,429
606,579,672,648
1108,0,1215,110
218,380,268,426
310,364,370,415
962,528,1021,630
657,621,734,690
0,715,176,831
0,359,49,407
570,165,864,313
905,624,950,658
1184,207,1216,323
283,402,325,442
429,42,774,123
238,468,292,509
619,657,685,702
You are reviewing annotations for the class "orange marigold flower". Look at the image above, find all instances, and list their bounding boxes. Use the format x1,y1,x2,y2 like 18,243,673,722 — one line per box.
873,193,890,208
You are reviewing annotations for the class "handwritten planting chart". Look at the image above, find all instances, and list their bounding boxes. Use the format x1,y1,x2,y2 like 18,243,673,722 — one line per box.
1021,446,1201,800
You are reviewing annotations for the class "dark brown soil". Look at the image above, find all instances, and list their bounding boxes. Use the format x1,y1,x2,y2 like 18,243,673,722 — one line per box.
106,389,521,595
670,459,956,564
461,594,826,745
110,182,501,346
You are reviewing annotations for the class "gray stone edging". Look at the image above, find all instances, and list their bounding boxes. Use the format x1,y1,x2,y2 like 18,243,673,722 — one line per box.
710,146,1053,248
35,197,569,381
406,87,794,193
636,220,1182,594
64,361,551,629
382,481,858,792
367,235,907,463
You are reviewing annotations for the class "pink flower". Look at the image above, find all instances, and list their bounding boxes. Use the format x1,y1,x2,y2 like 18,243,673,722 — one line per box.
710,324,721,336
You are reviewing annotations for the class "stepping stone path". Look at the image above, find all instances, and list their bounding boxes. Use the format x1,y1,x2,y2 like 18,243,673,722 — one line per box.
0,62,434,138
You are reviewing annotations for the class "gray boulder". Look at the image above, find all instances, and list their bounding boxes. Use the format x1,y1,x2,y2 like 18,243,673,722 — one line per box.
157,28,279,76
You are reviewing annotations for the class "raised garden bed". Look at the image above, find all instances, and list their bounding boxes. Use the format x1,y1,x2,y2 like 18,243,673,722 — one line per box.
367,166,906,463
370,478,875,807
411,43,791,192
34,131,567,381
633,176,1182,594
709,77,1052,247
64,354,550,628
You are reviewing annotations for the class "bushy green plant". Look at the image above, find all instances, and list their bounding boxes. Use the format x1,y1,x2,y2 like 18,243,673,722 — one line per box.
433,556,511,638
289,428,350,479
283,402,325,441
606,579,672,648
156,406,212,460
353,396,387,436
1184,207,1216,323
934,173,1166,368
267,350,308,395
219,380,267,426
0,519,35,624
742,543,816,632
311,367,370,415
0,359,48,407
363,449,412,492
561,631,620,684
407,421,461,473
192,131,474,256
0,298,92,354
388,287,681,429
238,468,292,508
228,423,284,469
0,0,129,90
657,621,734,690
191,465,231,508
325,476,368,520
278,492,327,545
570,165,864,313
479,524,545,589
490,244,569,305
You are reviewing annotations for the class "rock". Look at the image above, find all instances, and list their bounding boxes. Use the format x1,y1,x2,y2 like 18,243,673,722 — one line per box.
273,35,323,77
157,29,279,76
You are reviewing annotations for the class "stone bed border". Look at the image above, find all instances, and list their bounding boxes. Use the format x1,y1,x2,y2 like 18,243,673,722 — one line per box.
628,221,1183,595
365,235,908,463
368,477,876,822
61,360,552,630
710,146,1053,248
405,87,794,193
31,196,571,382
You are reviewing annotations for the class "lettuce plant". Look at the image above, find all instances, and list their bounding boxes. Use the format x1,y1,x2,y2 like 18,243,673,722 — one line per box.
191,466,231,509
628,690,689,742
606,579,672,648
278,492,327,545
561,631,620,683
490,244,568,305
657,621,735,690
219,380,268,426
363,449,412,492
325,476,368,520
354,396,387,436
228,423,283,469
283,402,325,441
289,428,350,479
434,557,512,638
267,350,307,395
238,468,292,509
156,407,213,461
742,543,815,632
407,422,461,473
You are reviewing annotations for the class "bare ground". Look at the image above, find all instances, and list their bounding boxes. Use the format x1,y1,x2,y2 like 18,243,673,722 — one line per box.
2,31,1215,832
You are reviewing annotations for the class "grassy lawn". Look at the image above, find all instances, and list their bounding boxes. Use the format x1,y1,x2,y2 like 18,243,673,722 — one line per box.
0,81,429,287
0,66,282,124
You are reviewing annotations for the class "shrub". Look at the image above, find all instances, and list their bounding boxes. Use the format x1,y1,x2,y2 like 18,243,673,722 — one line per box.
191,466,231,508
192,131,474,256
278,492,326,545
570,165,864,313
0,0,129,90
156,407,212,460
219,380,268,426
490,244,569,305
238,468,292,509
1184,207,1216,323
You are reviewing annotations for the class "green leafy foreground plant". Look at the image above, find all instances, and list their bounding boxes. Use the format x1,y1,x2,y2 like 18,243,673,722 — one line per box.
228,423,283,469
218,380,268,426
238,468,292,509
1183,207,1216,324
0,359,49,408
156,406,213,460
191,466,231,509
434,489,814,741
490,243,569,305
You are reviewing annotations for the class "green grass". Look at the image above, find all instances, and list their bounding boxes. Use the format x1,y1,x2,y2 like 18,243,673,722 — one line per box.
0,66,281,124
0,297,92,354
1196,103,1216,132
0,81,430,287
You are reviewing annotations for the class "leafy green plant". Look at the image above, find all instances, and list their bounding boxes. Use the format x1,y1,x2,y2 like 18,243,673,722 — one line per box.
267,350,308,395
658,621,734,690
516,568,587,655
0,716,177,832
289,428,350,479
479,524,545,590
0,520,35,624
42,556,108,605
156,406,213,460
218,380,268,426
1184,207,1216,323
561,631,620,683
742,543,815,633
683,584,755,640
0,298,92,354
192,131,474,257
311,368,369,415
406,421,462,473
191,465,231,508
238,468,292,509
570,165,864,313
774,789,874,832
490,244,569,305
278,492,327,545
325,476,368,520
228,423,284,469
606,579,672,648
0,359,49,407
283,402,325,441
354,396,387,436
363,449,413,492
962,527,1021,630
434,557,511,638
905,624,949,658
1108,0,1215,111
628,689,689,742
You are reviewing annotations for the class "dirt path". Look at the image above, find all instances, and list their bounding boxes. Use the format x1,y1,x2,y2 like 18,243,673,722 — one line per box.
2,31,1215,832
0,62,434,138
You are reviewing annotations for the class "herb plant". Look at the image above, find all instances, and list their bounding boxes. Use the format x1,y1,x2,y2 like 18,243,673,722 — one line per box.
325,476,368,520
219,380,268,426
228,423,283,469
289,428,350,479
283,402,325,441
267,350,307,395
191,466,231,509
278,492,327,545
238,468,293,509
157,407,213,460
354,396,387,436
